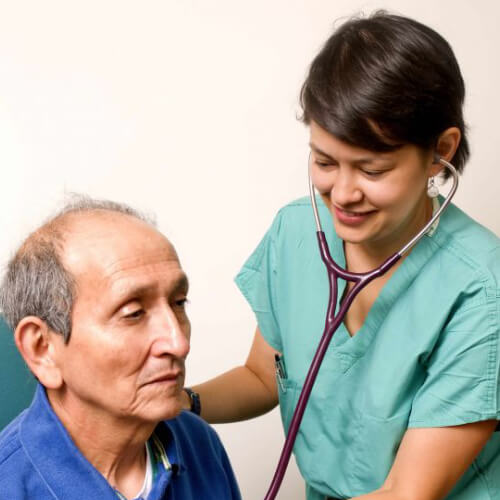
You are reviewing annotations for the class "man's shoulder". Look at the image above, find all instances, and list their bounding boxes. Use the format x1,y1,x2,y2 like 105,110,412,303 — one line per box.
0,411,36,496
155,412,241,499
164,410,221,446
0,411,26,466
160,411,230,465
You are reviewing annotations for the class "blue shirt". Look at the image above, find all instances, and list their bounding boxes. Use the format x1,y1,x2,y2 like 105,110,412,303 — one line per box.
0,384,241,500
235,197,500,500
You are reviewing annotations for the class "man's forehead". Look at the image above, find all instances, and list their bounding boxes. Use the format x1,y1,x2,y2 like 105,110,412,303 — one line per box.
102,249,180,277
61,212,178,281
103,251,186,291
109,266,189,303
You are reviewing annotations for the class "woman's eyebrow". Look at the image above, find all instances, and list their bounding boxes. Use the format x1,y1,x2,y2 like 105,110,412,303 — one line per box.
310,142,395,166
309,143,334,159
310,143,379,164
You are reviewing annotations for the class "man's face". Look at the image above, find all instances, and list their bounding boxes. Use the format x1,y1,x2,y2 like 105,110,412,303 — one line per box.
52,213,190,423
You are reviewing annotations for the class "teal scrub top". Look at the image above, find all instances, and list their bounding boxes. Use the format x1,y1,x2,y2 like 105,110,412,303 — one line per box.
235,197,500,500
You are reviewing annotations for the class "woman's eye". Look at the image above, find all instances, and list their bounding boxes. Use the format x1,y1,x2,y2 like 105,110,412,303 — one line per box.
362,170,384,177
314,160,337,169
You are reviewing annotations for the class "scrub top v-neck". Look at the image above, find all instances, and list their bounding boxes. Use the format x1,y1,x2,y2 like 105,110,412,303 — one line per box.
235,196,500,500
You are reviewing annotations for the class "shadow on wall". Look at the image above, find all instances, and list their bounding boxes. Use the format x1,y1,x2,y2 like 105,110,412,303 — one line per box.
0,317,37,431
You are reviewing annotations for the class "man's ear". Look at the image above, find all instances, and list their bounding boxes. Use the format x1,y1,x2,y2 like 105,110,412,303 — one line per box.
14,317,64,389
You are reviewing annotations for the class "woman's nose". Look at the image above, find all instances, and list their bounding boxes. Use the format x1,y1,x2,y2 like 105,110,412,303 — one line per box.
330,168,363,206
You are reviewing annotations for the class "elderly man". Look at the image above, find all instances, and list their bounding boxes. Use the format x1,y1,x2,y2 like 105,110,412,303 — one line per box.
0,197,241,500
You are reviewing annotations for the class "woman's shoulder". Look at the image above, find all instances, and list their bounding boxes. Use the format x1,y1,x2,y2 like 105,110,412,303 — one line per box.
270,196,334,240
273,196,314,223
433,202,500,285
275,195,327,216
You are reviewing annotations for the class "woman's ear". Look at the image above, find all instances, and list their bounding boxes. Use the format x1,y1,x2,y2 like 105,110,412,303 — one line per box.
15,317,64,389
431,127,461,176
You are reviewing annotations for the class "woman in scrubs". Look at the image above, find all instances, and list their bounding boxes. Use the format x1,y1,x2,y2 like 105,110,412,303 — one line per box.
182,12,500,500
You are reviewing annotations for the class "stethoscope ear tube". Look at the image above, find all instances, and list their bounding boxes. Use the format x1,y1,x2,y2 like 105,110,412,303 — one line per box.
308,153,323,233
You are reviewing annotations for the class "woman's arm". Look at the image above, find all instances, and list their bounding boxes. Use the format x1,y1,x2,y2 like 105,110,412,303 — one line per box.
182,327,279,423
352,420,497,500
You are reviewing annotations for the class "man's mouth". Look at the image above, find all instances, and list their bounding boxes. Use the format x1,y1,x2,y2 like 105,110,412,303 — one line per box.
146,371,182,385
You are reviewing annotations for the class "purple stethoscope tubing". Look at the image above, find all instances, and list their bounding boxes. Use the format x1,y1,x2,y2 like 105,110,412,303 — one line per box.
263,155,459,500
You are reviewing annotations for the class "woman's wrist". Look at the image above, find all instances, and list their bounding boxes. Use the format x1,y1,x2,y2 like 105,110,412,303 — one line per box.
180,388,192,411
182,387,201,415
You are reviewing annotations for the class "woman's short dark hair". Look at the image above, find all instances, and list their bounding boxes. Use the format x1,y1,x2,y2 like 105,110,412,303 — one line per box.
300,11,469,178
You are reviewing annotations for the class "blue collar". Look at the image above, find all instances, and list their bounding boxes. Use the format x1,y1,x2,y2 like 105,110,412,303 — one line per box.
19,384,185,499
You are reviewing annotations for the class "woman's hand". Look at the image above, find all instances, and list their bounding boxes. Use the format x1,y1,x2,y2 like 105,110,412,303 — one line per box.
351,420,497,500
189,327,279,423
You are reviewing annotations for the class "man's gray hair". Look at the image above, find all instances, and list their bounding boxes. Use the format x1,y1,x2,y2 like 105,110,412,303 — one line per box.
0,194,156,342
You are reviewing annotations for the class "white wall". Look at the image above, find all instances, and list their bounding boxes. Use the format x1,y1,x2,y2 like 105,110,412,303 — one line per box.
0,1,498,498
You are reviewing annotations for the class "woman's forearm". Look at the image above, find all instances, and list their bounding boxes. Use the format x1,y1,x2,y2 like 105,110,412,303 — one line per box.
351,490,406,500
184,365,278,423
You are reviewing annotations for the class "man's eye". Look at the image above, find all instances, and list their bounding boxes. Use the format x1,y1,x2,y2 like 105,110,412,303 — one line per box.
124,309,145,320
175,298,189,309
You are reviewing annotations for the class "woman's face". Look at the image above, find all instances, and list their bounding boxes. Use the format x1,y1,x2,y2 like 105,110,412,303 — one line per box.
309,121,434,254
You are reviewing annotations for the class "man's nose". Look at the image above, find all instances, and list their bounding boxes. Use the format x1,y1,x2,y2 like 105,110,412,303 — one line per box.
150,307,190,359
331,168,363,205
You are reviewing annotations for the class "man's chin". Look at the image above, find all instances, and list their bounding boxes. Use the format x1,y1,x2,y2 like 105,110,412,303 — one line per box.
143,395,184,423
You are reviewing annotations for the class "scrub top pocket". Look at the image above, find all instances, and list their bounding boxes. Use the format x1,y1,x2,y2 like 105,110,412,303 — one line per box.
348,411,409,493
276,373,299,434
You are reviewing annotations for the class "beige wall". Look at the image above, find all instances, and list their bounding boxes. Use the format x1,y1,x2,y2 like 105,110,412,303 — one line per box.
0,1,498,498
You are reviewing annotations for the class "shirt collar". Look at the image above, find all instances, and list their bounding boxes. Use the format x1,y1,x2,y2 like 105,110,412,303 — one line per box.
20,384,185,499
151,418,186,476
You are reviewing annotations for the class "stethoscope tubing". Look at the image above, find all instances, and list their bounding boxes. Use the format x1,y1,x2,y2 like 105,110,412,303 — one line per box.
263,156,459,500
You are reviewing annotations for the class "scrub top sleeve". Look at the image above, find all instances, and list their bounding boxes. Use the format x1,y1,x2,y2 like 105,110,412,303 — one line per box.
234,214,283,352
409,285,500,428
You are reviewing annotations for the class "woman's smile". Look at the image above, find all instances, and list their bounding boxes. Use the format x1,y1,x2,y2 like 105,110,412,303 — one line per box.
333,205,378,226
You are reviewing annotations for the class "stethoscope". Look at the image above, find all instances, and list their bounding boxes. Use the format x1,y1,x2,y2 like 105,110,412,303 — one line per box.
264,154,459,500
